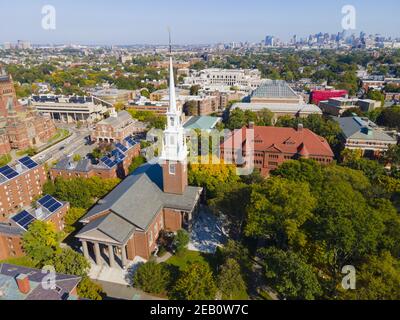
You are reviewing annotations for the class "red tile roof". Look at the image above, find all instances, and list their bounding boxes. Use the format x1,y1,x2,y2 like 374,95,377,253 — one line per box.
221,126,334,157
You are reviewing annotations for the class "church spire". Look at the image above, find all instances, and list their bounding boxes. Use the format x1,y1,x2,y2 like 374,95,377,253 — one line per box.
168,29,177,113
161,30,187,162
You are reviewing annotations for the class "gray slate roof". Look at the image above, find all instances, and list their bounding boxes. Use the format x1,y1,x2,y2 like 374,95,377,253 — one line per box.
77,163,202,244
54,157,92,172
0,263,80,300
98,110,132,127
337,116,397,142
0,223,24,237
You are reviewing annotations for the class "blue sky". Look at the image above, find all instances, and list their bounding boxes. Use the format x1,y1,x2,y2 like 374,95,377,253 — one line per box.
0,0,399,44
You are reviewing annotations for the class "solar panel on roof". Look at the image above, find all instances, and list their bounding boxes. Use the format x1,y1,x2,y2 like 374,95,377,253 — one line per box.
38,195,63,213
19,156,38,169
0,165,19,180
12,210,36,230
116,143,128,153
101,157,115,168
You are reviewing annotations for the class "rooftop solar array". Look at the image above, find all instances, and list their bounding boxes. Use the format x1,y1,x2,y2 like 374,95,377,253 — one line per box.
38,195,63,213
11,210,36,230
0,165,19,180
124,137,137,147
116,143,128,153
101,156,117,168
18,157,38,170
112,149,125,161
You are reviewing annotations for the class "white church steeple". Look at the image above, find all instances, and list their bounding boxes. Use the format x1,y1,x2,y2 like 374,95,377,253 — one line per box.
161,33,187,163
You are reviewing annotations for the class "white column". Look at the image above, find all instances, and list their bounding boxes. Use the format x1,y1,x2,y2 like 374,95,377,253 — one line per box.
121,245,127,268
108,245,116,268
94,242,101,265
81,240,89,260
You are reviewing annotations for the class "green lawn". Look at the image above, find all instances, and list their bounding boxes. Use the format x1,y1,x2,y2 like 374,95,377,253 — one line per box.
48,128,70,144
165,250,212,272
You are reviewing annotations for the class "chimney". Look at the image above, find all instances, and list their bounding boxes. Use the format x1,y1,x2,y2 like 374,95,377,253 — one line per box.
249,122,255,129
35,207,44,219
297,123,304,132
15,164,23,174
16,274,30,294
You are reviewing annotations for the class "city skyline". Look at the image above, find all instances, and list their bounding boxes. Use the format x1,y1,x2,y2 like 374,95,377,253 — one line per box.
0,0,399,45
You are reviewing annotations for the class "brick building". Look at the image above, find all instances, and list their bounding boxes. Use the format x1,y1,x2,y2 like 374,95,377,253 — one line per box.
50,137,141,180
0,194,69,260
0,157,47,221
91,109,145,143
0,67,57,155
75,57,203,267
221,124,334,176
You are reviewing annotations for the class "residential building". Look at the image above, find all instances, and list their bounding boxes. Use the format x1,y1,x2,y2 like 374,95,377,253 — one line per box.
0,194,69,260
75,56,203,267
0,264,80,300
220,123,334,176
91,109,146,143
0,157,47,221
50,138,141,180
336,116,397,156
183,95,219,116
128,101,169,115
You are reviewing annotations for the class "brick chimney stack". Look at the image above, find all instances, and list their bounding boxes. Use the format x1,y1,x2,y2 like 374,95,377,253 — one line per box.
16,274,31,294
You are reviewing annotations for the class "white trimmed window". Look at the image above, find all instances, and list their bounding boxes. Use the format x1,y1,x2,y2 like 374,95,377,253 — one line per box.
169,162,176,175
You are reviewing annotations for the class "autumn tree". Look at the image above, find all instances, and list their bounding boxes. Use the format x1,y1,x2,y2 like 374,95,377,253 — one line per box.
172,263,217,300
22,221,61,267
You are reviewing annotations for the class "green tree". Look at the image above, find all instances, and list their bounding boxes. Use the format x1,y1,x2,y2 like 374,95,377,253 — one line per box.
51,248,90,277
22,221,61,266
190,85,201,96
217,258,248,300
367,89,385,107
64,207,87,233
377,105,400,129
189,160,240,199
260,247,322,300
133,261,171,295
77,276,105,300
245,177,316,248
128,156,147,173
173,230,190,254
339,251,400,300
172,263,217,300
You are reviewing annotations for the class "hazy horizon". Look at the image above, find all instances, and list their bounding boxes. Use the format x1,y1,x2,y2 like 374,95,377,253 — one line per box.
1,0,399,45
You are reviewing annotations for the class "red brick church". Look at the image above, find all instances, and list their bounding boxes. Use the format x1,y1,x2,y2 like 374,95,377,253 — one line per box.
75,56,202,268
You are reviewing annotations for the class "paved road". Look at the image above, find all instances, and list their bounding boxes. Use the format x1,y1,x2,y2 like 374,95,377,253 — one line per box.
32,125,90,164
95,280,166,301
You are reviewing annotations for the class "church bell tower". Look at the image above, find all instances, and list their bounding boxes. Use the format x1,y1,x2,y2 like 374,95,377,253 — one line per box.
160,33,188,195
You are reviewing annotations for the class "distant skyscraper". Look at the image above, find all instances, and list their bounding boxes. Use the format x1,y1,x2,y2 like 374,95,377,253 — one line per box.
265,35,275,47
